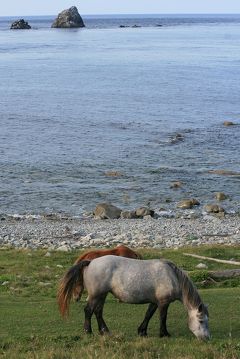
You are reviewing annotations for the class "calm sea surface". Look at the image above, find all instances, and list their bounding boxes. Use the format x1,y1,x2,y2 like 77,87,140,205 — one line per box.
0,15,239,215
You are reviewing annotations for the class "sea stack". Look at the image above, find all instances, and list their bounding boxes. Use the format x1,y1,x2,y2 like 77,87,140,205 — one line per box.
10,19,31,29
51,6,85,28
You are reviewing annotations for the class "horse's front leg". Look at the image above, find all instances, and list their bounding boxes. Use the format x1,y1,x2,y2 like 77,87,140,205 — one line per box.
159,303,170,338
94,295,109,335
138,303,158,336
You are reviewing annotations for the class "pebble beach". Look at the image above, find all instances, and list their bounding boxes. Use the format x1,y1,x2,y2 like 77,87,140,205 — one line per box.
1,212,239,251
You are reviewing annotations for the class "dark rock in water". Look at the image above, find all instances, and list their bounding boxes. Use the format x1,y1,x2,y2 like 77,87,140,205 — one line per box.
156,24,163,27
132,25,141,28
94,203,122,219
169,133,184,144
170,181,183,189
10,19,31,29
51,6,85,28
119,25,130,28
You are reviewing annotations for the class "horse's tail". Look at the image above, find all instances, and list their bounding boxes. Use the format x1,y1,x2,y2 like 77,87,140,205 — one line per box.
58,260,91,317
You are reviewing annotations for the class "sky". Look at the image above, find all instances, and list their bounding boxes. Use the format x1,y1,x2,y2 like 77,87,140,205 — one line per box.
1,0,240,16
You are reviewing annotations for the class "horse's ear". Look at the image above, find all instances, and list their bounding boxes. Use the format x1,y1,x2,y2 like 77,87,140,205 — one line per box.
198,303,203,312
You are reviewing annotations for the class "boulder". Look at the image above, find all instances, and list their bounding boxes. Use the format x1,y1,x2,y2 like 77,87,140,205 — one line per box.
204,204,225,214
215,192,227,201
11,19,31,29
177,198,200,209
135,207,154,218
94,203,122,219
120,211,138,219
223,121,235,126
51,6,85,28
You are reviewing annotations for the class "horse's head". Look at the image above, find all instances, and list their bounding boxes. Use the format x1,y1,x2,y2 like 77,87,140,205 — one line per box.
188,303,210,340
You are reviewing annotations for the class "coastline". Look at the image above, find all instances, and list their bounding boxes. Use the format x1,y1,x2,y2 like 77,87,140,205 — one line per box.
1,213,239,250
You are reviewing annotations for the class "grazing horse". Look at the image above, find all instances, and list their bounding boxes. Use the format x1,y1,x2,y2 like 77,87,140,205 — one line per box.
58,256,210,340
72,245,142,301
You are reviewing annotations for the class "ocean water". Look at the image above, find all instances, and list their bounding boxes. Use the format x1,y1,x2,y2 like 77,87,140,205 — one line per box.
0,15,239,216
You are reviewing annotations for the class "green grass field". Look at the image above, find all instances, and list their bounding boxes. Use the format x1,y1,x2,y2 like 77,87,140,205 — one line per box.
0,246,239,359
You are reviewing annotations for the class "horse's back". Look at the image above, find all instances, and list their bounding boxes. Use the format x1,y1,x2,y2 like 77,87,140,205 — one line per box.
84,256,178,304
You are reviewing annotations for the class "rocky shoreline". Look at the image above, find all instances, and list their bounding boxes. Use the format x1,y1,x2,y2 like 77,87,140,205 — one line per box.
0,212,239,251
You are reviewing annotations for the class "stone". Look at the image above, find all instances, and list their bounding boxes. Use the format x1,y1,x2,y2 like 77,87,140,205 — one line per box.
208,170,240,177
196,263,208,269
191,198,200,206
223,121,235,126
177,199,200,209
11,19,31,29
120,211,137,219
38,282,52,287
105,171,123,177
215,192,227,201
94,203,122,219
204,204,225,214
56,245,70,252
51,6,85,28
135,207,154,218
170,181,183,189
45,252,51,257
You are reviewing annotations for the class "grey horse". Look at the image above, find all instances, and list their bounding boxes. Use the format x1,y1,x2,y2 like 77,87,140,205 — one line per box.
58,255,210,340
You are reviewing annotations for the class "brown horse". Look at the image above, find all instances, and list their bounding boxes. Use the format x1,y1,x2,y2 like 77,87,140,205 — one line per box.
72,245,142,301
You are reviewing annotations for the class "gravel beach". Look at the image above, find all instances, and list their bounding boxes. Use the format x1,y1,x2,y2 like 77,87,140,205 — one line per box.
0,212,239,250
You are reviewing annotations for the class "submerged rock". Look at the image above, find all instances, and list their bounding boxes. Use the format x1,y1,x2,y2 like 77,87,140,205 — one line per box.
51,6,85,28
223,121,235,126
10,19,31,30
94,203,122,219
215,192,227,201
170,181,183,189
208,170,240,177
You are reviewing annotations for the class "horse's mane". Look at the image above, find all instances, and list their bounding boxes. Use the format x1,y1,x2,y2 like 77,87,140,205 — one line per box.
166,261,202,309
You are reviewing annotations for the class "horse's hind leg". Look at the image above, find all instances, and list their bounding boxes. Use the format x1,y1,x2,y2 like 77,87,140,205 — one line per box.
94,295,109,335
84,302,94,334
138,303,158,336
159,303,170,338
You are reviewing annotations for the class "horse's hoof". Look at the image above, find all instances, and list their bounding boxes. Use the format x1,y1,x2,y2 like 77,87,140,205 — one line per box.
160,332,171,338
99,329,111,336
138,329,147,337
84,329,92,335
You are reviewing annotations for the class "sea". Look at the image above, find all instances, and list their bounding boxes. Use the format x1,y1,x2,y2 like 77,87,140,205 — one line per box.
0,14,239,216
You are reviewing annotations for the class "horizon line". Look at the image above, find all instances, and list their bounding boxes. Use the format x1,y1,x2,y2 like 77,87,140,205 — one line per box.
1,12,240,18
